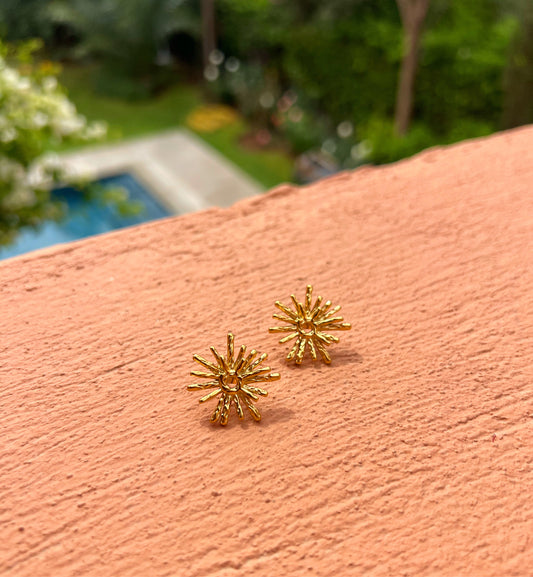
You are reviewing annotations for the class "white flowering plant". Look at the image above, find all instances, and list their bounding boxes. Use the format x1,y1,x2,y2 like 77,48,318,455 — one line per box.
0,40,110,246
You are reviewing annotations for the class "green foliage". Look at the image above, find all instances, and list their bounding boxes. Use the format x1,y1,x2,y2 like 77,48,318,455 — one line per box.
282,10,401,124
361,115,495,165
218,0,295,58
280,107,329,155
0,0,54,42
0,40,110,245
47,0,199,96
418,0,517,135
208,60,276,122
217,0,518,164
216,0,401,165
359,116,437,164
218,0,401,125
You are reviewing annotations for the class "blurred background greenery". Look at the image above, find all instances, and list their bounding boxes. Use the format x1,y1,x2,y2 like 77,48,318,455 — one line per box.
1,0,532,242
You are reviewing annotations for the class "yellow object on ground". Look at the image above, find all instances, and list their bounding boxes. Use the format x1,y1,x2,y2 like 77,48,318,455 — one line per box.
186,104,239,132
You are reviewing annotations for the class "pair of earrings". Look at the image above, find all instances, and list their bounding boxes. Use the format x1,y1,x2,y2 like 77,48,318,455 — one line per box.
187,285,351,426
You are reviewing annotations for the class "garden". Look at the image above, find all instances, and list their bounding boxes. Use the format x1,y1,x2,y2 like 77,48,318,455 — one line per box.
0,0,532,247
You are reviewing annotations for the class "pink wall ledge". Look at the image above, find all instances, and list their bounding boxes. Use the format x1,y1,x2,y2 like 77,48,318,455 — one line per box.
1,126,532,576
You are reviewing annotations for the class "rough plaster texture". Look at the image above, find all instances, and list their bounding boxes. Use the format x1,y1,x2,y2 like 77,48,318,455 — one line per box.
1,127,532,577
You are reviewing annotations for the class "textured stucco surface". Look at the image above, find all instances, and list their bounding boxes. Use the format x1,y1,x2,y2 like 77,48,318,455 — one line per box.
1,127,532,577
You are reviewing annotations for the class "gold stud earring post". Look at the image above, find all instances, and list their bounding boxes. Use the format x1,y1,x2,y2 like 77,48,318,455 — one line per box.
269,285,351,364
188,332,280,425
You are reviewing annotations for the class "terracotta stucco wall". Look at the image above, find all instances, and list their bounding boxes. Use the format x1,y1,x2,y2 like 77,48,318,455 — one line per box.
1,127,532,576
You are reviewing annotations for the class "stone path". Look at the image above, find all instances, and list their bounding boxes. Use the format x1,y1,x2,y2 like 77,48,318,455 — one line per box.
62,129,264,214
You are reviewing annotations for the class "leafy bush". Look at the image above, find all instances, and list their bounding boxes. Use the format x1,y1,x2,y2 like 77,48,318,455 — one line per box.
206,58,277,121
280,105,329,155
47,0,200,96
218,0,401,125
282,16,401,125
217,0,518,166
417,0,517,135
0,41,108,245
359,116,437,164
218,0,295,62
360,115,497,165
0,0,54,42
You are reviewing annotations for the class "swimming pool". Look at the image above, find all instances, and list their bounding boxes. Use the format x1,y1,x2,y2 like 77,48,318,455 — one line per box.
0,173,171,260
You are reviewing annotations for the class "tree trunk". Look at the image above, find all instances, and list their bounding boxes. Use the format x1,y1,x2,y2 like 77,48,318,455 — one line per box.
394,0,430,136
201,0,216,70
502,0,533,129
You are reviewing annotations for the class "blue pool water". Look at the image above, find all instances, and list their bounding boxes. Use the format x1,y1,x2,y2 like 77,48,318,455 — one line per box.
0,173,171,260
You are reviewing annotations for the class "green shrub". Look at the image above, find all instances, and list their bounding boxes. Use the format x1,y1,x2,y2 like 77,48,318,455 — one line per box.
46,0,199,96
360,117,437,165
0,41,109,245
282,16,401,125
0,0,54,42
280,106,329,155
217,0,518,165
417,0,517,134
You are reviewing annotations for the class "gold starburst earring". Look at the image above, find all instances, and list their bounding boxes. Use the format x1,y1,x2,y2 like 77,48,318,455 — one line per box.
269,285,351,364
188,332,280,425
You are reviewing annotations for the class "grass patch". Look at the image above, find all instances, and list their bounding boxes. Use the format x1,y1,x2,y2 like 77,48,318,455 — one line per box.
59,66,293,189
